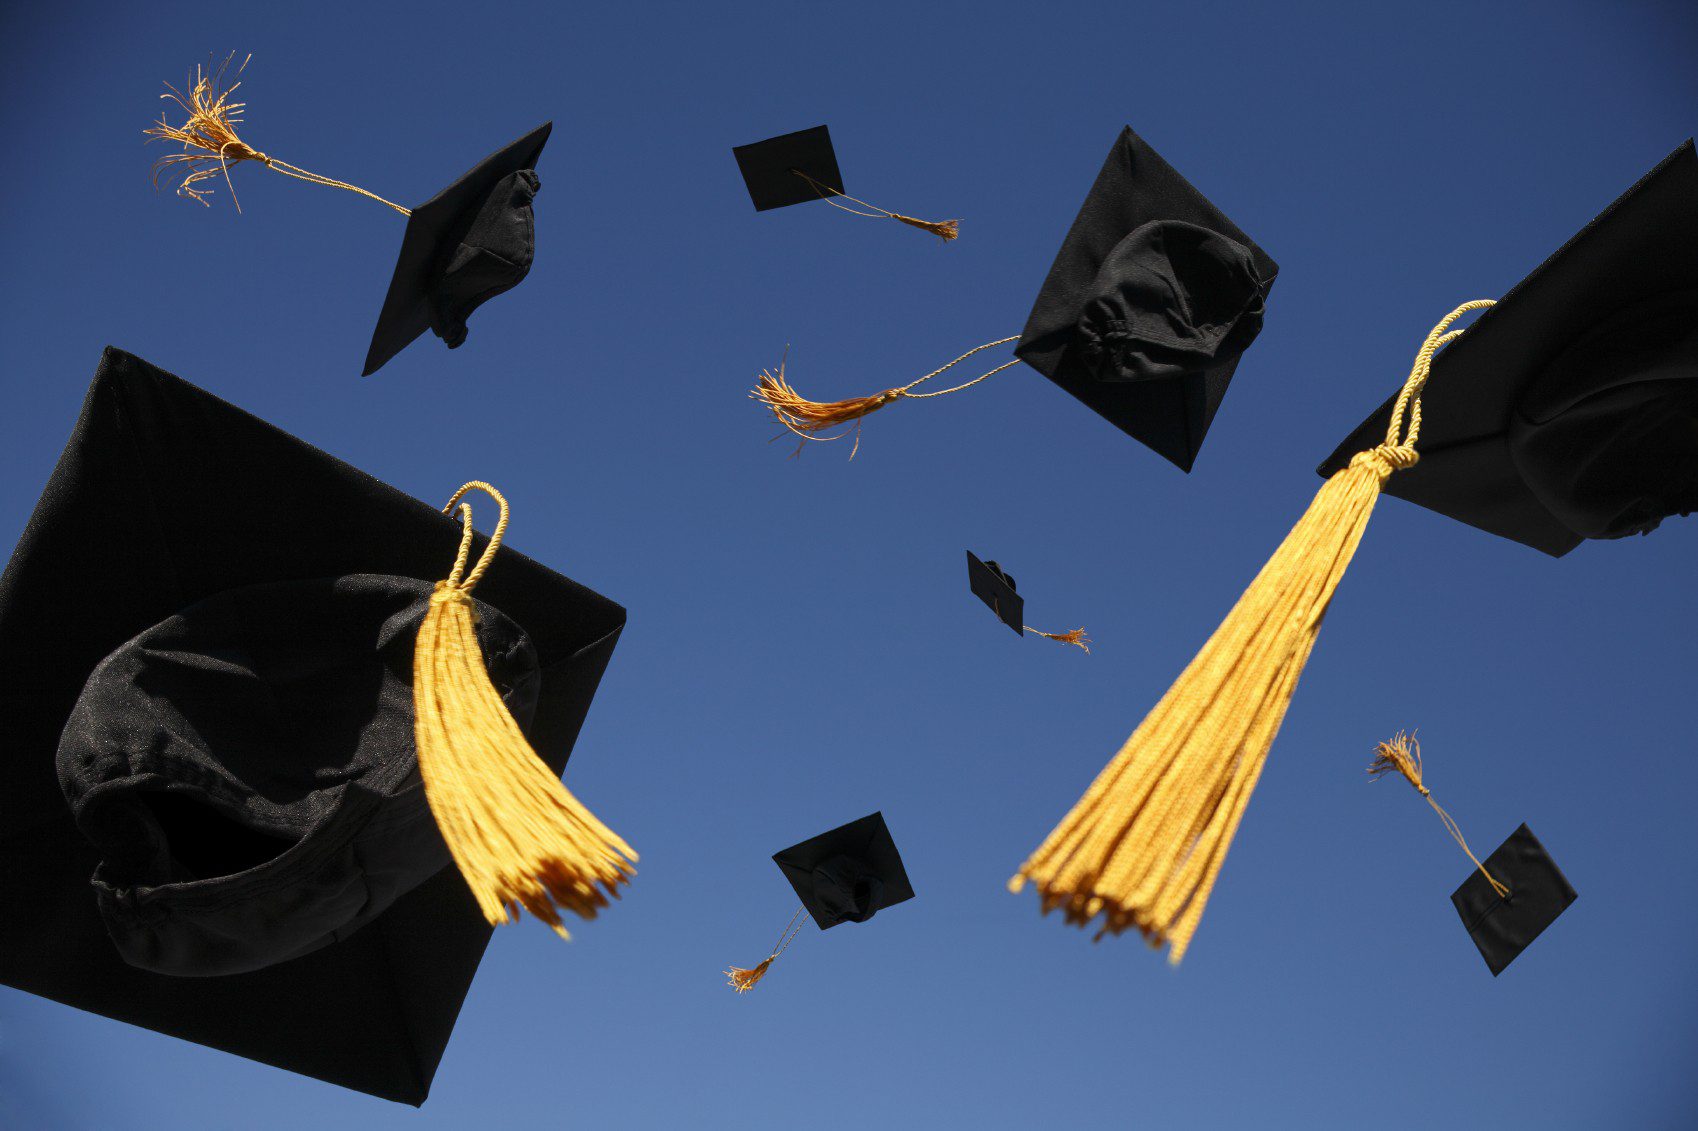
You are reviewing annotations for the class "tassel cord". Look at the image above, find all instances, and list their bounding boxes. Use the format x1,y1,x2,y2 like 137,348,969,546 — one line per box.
1370,732,1510,898
791,168,960,241
725,906,809,993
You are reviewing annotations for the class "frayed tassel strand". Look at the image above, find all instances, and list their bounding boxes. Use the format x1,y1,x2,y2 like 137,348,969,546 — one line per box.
1027,626,1091,653
725,958,774,993
890,213,961,241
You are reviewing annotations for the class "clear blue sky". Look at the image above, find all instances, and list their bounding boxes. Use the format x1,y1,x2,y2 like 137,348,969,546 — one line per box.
2,2,1695,1127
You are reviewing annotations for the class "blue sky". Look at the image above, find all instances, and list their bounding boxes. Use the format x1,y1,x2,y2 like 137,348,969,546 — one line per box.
2,1,1695,1127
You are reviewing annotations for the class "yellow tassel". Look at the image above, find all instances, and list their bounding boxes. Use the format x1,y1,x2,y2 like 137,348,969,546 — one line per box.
1009,301,1495,964
415,482,636,938
1026,626,1091,653
750,338,1021,458
1370,731,1510,898
725,906,808,993
146,52,411,215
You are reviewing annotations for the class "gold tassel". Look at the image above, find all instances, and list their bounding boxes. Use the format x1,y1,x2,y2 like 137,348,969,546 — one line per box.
792,169,960,241
146,53,411,215
725,906,809,993
1370,731,1510,898
751,337,1020,457
1009,301,1495,964
1026,626,1092,653
415,481,636,938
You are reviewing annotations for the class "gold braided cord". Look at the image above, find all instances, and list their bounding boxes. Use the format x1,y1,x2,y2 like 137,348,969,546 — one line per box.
1009,301,1495,964
414,482,636,938
726,906,810,993
750,336,1020,458
1369,732,1510,898
146,54,411,216
791,168,960,241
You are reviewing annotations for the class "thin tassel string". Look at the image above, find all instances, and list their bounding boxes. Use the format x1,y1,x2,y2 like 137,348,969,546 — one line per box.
1369,732,1510,898
726,906,810,993
751,336,1020,458
1009,301,1495,964
415,483,637,938
791,168,960,241
147,53,412,216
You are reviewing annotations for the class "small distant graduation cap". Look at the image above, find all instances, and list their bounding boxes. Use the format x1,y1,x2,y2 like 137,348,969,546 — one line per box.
1319,139,1698,554
146,55,552,376
0,349,632,1103
725,811,914,992
965,551,1090,651
732,124,959,240
1368,734,1575,976
750,126,1277,468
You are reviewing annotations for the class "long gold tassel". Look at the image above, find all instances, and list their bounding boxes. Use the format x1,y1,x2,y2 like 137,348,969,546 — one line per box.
1009,301,1495,964
792,169,960,241
146,53,411,215
751,337,1020,457
415,482,636,937
1369,732,1510,898
1026,626,1092,653
726,906,809,993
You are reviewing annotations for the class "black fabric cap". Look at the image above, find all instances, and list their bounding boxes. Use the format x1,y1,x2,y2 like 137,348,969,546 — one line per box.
1016,126,1279,471
57,575,539,979
732,125,845,212
772,811,914,930
1451,824,1577,976
0,348,626,1104
363,122,553,376
1317,139,1698,556
966,551,1023,636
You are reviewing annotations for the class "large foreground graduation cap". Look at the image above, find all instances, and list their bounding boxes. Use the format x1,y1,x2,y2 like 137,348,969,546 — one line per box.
965,552,1090,651
750,127,1276,467
147,56,552,376
725,811,914,992
1318,140,1698,554
0,349,628,1103
732,124,959,240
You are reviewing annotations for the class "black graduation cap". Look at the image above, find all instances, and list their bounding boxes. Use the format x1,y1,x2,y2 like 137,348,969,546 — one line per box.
1452,824,1577,976
1318,140,1698,555
1015,126,1279,471
0,348,626,1104
732,124,959,239
363,122,553,375
966,552,1023,635
772,811,916,930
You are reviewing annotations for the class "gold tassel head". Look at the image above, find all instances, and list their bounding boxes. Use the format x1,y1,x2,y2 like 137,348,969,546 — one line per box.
1027,626,1092,653
414,482,636,937
1368,730,1426,792
725,958,774,993
146,53,267,209
890,213,960,241
751,355,904,458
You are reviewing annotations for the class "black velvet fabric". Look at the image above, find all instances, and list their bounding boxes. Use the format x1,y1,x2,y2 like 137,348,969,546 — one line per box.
1317,139,1698,556
58,576,539,978
772,811,914,931
732,124,846,211
965,551,1023,635
0,348,626,1104
1451,824,1577,977
363,123,552,376
1016,126,1279,471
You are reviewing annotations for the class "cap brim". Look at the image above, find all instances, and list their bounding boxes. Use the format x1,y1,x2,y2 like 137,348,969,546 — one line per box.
1316,139,1698,556
0,348,625,1103
363,122,554,377
731,125,845,212
965,551,1024,635
772,811,914,930
1015,126,1279,471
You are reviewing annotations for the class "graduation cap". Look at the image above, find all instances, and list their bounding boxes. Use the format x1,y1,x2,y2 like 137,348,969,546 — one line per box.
732,124,959,240
725,811,914,992
1318,140,1698,555
750,127,1276,468
0,348,633,1103
1368,734,1574,975
146,55,551,376
965,552,1090,651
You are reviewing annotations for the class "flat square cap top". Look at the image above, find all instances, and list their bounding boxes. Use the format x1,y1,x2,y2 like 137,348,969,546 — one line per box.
733,124,846,211
772,811,914,930
966,551,1024,635
1451,824,1577,976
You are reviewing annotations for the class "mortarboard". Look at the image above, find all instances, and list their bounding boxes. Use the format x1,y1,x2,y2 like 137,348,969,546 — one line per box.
725,811,914,992
733,124,959,240
965,552,1090,651
1318,139,1698,554
1367,733,1574,975
146,55,551,376
749,126,1276,468
0,348,632,1103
